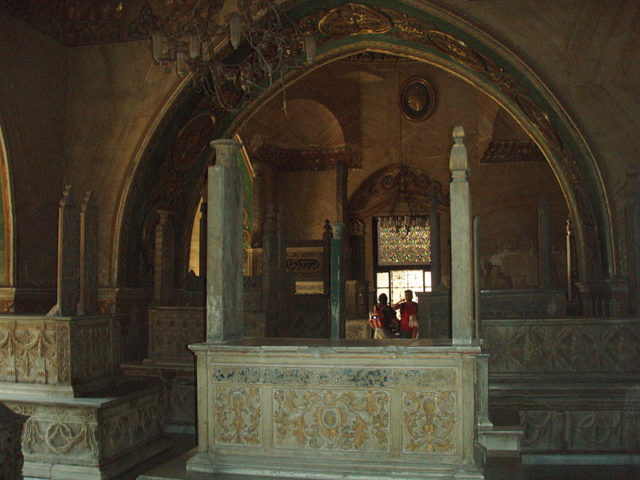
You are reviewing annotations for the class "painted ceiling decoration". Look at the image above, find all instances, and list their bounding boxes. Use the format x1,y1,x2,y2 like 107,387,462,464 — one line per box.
480,141,545,164
252,144,361,172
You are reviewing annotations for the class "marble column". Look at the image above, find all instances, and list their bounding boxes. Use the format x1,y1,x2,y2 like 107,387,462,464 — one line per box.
251,162,267,247
262,206,278,336
335,160,348,223
330,222,345,339
78,191,98,315
322,219,333,296
207,139,243,343
153,209,175,305
48,185,80,317
566,218,573,302
473,215,481,339
199,200,207,280
428,187,442,289
538,197,552,288
449,127,474,344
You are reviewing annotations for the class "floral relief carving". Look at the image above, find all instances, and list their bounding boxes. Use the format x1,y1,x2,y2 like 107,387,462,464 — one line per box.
0,321,57,383
213,386,261,446
403,391,456,454
273,389,389,451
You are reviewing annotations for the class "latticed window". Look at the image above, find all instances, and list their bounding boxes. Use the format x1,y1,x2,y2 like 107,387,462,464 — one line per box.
375,216,432,304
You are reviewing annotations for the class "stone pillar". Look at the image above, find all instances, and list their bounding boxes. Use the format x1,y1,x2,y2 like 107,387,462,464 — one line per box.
199,200,207,280
538,197,552,288
449,127,474,344
153,209,175,305
262,206,278,336
252,162,268,247
349,219,366,281
566,218,573,302
48,185,80,317
78,191,98,315
322,219,333,296
428,188,442,289
336,160,348,224
207,139,243,343
473,216,481,339
627,202,640,315
330,222,345,339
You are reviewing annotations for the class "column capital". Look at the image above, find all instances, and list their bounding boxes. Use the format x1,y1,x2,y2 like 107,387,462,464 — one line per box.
449,126,468,172
331,222,346,240
210,139,242,167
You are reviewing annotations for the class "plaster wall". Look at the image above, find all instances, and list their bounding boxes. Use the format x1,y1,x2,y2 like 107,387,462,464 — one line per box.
436,0,640,275
0,10,66,288
63,40,180,286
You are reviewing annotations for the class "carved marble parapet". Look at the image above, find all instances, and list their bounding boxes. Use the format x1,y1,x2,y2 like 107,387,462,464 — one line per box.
188,340,484,479
0,315,121,396
146,307,204,364
2,381,167,480
482,317,640,376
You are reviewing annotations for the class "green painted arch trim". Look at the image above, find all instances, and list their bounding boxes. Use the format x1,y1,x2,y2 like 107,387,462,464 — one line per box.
214,0,614,282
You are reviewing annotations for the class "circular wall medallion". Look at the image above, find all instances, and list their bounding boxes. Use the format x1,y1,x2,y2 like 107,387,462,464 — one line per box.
400,77,436,121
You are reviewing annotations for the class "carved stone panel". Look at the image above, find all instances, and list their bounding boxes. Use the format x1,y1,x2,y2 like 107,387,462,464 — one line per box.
273,389,389,452
402,391,456,454
213,386,262,446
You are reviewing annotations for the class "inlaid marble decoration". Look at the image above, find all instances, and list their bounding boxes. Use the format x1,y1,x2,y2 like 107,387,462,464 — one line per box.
273,389,389,452
402,391,456,454
213,366,456,389
213,386,262,446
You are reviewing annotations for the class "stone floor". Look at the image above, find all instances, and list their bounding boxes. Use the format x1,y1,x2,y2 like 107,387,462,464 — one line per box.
119,434,640,480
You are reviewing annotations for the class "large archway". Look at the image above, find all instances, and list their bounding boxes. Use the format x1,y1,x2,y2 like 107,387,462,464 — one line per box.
115,0,614,299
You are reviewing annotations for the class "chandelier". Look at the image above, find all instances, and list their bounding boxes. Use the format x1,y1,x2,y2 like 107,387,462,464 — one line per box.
150,0,317,111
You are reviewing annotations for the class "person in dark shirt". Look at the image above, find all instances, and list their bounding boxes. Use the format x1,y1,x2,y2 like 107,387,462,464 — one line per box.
370,293,398,339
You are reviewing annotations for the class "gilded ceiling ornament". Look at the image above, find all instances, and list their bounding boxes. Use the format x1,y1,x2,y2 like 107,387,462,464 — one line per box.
318,3,392,37
427,30,486,71
516,94,563,151
400,77,436,121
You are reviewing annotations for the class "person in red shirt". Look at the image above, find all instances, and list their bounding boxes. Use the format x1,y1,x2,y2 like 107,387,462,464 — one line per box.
393,289,418,339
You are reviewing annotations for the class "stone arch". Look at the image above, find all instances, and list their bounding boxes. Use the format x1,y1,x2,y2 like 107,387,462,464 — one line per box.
0,118,14,289
115,0,614,289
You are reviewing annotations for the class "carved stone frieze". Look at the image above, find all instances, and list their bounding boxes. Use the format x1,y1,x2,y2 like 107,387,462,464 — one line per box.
213,386,261,446
22,417,98,458
0,320,57,384
520,409,640,453
318,3,392,37
482,319,640,374
480,141,545,164
273,389,389,451
213,365,457,389
403,391,456,454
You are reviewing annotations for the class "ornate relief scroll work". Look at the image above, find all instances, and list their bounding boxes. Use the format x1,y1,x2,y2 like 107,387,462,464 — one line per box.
273,389,389,451
22,418,98,457
403,391,456,454
213,387,262,446
318,4,392,37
